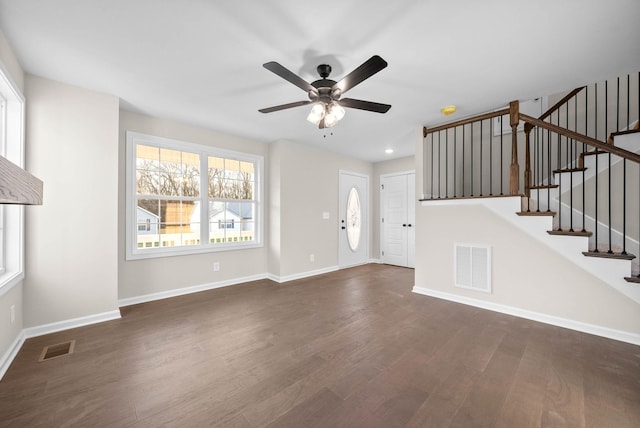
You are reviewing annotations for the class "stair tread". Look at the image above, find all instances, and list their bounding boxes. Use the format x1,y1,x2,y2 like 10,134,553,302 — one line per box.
624,276,640,284
516,211,556,217
582,251,636,260
547,229,592,237
581,150,607,157
553,167,587,174
530,184,559,190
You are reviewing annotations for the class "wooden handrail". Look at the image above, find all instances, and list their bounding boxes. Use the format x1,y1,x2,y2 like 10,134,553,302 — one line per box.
538,87,585,122
520,113,640,164
423,108,510,136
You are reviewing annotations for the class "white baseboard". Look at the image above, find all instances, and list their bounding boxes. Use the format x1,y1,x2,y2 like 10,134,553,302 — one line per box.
0,330,25,380
118,273,269,307
267,265,339,284
369,258,382,264
412,286,640,346
23,310,122,339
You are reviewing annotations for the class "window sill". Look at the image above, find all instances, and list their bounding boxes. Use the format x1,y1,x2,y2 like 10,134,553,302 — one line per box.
126,242,263,261
0,271,24,298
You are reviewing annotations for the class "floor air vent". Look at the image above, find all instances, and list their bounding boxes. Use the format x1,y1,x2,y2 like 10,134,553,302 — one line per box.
455,244,491,293
38,340,76,362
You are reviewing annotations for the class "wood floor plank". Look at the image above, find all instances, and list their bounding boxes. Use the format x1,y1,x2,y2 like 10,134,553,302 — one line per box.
405,363,479,428
1,264,639,427
448,328,530,427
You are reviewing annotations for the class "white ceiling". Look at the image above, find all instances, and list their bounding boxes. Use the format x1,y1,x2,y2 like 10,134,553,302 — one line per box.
1,0,639,162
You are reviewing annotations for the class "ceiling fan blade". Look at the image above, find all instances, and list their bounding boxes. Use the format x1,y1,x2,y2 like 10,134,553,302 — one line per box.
339,98,391,113
258,100,312,113
263,61,317,94
334,55,388,94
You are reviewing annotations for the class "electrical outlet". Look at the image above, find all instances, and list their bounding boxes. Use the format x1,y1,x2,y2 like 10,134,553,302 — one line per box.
310,254,315,262
10,305,15,324
213,262,220,272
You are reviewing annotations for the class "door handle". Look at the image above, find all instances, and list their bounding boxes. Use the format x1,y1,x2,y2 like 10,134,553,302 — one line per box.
402,224,407,227
408,224,412,227
341,226,346,230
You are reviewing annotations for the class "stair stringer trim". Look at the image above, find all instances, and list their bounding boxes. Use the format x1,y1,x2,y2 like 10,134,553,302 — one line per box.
424,196,640,304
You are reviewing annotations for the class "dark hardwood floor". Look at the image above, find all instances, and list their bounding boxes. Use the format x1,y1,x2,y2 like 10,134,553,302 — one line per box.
1,264,639,427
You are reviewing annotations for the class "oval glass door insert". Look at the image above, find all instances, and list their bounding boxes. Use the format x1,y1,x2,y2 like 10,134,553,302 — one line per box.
346,187,361,251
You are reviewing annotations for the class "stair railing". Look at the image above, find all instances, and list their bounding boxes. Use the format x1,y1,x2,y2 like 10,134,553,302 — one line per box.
422,71,640,281
422,102,519,200
521,72,640,280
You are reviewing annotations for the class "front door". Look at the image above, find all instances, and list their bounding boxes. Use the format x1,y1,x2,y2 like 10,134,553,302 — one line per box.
339,171,369,268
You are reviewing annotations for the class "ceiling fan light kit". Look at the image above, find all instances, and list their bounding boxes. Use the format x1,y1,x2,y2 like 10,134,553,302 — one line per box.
307,101,346,128
259,55,391,129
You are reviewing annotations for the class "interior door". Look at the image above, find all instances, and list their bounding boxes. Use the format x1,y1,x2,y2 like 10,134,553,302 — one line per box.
381,174,407,266
339,171,369,268
381,172,415,267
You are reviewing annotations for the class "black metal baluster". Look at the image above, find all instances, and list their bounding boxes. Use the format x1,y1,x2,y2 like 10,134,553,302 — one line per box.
547,128,551,212
582,87,587,232
480,120,483,196
490,118,493,195
606,81,613,253
454,127,457,198
500,117,504,195
431,133,434,199
437,130,441,198
557,111,562,230
445,128,449,198
617,77,620,131
570,98,576,232
622,158,627,254
470,122,474,196
594,82,599,251
462,124,465,196
627,74,630,130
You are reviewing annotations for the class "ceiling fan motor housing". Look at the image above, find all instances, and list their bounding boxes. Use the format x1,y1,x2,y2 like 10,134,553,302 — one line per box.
317,64,332,78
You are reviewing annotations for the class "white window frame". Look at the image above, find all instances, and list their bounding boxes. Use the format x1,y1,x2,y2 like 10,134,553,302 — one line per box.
125,131,264,260
0,60,26,295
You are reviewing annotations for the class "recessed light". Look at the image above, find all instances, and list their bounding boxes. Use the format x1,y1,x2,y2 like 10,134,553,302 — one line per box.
385,148,394,154
441,105,457,116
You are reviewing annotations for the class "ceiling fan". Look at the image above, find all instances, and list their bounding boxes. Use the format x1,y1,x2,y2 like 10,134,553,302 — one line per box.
258,55,391,129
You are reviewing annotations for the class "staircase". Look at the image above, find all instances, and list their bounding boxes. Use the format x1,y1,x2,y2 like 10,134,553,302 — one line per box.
421,72,640,299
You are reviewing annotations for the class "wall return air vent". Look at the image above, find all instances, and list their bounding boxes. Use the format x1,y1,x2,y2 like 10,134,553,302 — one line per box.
454,244,491,293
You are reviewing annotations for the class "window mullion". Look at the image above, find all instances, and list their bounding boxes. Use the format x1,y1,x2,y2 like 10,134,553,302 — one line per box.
200,153,208,246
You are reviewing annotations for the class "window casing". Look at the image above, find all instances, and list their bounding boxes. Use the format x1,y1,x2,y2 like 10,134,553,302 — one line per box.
0,61,26,293
126,132,263,260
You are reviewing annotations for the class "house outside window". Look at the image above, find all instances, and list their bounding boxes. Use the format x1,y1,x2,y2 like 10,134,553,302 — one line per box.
126,132,263,259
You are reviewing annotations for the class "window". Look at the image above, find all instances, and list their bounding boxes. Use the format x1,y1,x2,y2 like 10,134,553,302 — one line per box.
126,132,263,259
0,61,26,291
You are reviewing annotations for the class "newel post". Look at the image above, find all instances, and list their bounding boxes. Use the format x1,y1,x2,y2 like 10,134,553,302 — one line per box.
524,123,533,198
509,100,520,195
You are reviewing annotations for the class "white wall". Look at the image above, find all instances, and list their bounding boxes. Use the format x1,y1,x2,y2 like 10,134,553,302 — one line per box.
415,202,640,334
118,111,269,301
372,156,415,259
269,140,373,279
24,76,120,327
0,30,25,367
